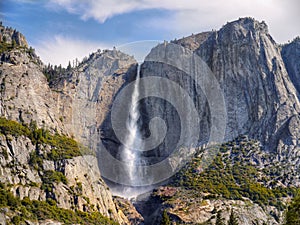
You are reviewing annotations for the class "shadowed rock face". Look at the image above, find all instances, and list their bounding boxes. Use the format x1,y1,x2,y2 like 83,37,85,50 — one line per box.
138,61,211,161
282,37,300,97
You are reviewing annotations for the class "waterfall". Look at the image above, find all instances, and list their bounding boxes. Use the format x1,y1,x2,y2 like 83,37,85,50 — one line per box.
121,64,143,186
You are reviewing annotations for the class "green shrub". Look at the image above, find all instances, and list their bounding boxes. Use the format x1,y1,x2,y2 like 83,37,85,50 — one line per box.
41,170,68,191
284,192,300,225
0,117,30,137
160,210,171,225
11,215,21,225
0,41,14,54
46,134,81,160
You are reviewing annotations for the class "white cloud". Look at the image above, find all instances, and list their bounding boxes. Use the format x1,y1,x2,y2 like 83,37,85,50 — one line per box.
48,0,300,43
35,35,111,66
35,0,299,66
34,36,161,67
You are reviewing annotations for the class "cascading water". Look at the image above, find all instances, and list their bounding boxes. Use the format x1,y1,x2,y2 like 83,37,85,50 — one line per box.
121,64,143,186
108,64,154,199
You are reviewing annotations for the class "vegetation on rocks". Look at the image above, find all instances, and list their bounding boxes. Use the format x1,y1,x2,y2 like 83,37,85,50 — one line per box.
0,117,83,161
0,39,35,57
228,210,239,225
0,40,15,54
171,136,297,210
160,210,171,225
0,183,118,225
41,170,68,192
284,192,300,225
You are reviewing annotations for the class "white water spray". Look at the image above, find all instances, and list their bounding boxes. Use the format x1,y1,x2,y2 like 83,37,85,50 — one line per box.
121,64,143,186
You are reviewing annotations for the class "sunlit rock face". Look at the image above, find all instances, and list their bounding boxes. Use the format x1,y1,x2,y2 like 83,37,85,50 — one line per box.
0,23,28,47
195,17,300,167
53,49,137,150
0,26,138,224
194,18,300,149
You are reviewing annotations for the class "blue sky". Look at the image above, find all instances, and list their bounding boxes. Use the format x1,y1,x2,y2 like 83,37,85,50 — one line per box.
1,0,299,66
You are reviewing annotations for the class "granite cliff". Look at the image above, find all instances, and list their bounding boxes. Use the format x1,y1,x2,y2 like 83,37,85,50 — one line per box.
130,17,300,225
0,25,138,224
131,17,300,183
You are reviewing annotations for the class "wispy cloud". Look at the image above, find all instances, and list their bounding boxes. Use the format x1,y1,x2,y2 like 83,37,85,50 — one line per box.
35,35,111,66
35,36,160,66
47,0,300,43
27,0,300,66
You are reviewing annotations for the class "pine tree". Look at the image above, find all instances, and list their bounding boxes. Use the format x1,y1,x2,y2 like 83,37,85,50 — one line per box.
12,39,17,48
67,61,72,71
228,209,239,225
160,210,171,225
284,193,300,225
216,211,225,225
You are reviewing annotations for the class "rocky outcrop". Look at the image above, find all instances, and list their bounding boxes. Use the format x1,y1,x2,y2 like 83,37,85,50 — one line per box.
0,23,28,47
149,187,279,225
114,196,144,225
53,49,137,150
0,50,63,133
171,31,212,51
0,46,137,145
195,18,300,174
196,18,300,148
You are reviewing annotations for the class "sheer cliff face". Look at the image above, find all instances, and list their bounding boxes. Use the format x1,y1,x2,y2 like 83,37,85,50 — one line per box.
139,18,300,166
0,49,64,132
197,18,300,150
